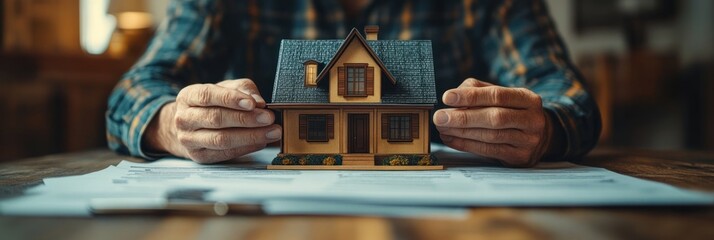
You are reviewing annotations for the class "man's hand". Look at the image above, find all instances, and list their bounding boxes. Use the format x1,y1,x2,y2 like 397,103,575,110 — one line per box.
434,78,553,167
144,79,281,164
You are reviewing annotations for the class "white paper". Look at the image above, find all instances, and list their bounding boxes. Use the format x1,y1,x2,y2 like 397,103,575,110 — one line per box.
1,145,712,217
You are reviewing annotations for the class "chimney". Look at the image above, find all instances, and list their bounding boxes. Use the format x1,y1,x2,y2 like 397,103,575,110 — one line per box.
364,25,379,40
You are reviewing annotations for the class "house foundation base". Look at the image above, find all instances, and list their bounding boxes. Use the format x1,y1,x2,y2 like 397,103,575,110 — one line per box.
267,165,444,170
270,153,443,170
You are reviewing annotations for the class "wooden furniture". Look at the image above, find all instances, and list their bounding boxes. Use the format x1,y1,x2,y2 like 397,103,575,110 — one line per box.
0,54,135,162
1,148,712,239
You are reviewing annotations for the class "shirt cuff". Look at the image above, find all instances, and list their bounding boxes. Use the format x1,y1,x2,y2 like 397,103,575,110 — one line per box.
128,95,176,160
542,102,570,161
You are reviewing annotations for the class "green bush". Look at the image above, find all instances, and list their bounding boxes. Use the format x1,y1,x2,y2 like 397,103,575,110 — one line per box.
380,154,438,166
272,154,343,165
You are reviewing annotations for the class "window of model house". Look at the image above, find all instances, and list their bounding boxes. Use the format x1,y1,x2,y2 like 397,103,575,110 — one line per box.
382,114,419,142
299,114,334,142
389,115,411,141
304,60,318,86
346,65,366,96
337,64,373,96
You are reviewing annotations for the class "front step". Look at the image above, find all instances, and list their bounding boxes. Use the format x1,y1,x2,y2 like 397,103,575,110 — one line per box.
342,154,375,166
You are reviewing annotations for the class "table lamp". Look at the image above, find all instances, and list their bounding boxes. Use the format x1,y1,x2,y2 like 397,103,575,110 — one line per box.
107,0,153,57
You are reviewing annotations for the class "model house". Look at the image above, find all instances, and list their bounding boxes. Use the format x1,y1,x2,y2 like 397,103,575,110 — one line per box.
268,26,439,170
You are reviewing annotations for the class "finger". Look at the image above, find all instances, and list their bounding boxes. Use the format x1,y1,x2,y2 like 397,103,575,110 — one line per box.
189,144,267,164
179,125,282,150
433,107,529,129
176,107,275,130
458,78,493,88
442,86,536,109
440,135,535,167
217,79,266,108
179,84,256,110
436,127,534,147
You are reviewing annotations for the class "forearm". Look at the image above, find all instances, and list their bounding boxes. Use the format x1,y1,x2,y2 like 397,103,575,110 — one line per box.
143,101,181,157
106,0,230,158
106,75,180,158
479,0,601,161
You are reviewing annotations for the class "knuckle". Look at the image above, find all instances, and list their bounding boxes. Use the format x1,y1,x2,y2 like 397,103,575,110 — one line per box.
238,78,256,87
489,110,506,127
486,130,503,142
211,132,232,149
195,85,212,105
463,89,476,103
220,91,237,106
453,111,468,126
177,133,192,146
457,128,470,138
235,111,251,126
463,78,478,87
206,109,223,127
491,88,507,105
531,92,543,106
247,131,263,145
174,114,190,130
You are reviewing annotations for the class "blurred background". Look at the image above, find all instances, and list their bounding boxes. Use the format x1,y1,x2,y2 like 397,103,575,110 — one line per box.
0,0,711,161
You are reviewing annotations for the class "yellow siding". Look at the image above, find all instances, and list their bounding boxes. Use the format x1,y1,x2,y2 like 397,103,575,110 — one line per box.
283,109,341,154
282,107,429,156
375,109,429,154
328,38,382,103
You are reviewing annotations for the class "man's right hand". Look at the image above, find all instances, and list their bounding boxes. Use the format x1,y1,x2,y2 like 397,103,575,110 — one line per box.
144,79,282,164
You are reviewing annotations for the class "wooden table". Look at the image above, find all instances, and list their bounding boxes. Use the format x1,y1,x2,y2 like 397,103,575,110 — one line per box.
1,148,713,240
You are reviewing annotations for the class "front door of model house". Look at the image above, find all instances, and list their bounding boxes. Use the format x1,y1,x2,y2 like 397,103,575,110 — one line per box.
348,114,369,153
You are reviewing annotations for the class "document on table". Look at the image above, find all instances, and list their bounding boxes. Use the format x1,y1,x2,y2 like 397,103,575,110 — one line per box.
1,145,712,217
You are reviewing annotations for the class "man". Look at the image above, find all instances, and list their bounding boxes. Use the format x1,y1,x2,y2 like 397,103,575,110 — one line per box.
107,0,600,167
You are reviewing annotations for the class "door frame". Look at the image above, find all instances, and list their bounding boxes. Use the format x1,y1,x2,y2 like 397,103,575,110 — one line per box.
347,113,370,153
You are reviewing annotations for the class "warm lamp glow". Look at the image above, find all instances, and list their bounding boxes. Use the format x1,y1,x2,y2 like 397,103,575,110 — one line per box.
80,0,116,55
116,12,153,30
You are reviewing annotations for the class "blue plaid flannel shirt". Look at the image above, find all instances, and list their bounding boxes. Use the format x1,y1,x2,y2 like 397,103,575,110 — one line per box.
106,0,601,161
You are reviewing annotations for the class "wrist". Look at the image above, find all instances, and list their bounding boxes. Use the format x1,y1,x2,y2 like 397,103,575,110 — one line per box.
541,108,565,160
143,102,180,156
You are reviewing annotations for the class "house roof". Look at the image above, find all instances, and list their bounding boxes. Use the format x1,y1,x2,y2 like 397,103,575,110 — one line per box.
315,28,396,84
271,32,437,105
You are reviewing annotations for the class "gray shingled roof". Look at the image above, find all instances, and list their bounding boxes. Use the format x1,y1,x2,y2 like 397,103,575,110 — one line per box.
271,39,437,104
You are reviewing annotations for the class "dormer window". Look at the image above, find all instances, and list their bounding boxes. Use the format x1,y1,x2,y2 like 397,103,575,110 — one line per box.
304,60,319,86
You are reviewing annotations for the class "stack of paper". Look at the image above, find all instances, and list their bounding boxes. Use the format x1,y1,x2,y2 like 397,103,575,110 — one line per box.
0,145,711,217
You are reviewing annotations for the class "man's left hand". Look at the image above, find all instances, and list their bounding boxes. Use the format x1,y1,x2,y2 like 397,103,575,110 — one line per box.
434,78,553,167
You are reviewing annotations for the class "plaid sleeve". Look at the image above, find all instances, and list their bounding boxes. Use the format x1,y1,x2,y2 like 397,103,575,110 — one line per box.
479,0,601,160
106,0,230,159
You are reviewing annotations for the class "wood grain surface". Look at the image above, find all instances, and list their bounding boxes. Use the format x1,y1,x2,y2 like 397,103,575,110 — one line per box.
1,148,712,240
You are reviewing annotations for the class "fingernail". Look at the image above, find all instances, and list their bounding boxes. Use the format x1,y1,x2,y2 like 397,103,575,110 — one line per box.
266,128,282,140
443,91,459,105
257,112,272,124
239,99,254,110
434,111,449,125
251,94,265,103
441,135,453,142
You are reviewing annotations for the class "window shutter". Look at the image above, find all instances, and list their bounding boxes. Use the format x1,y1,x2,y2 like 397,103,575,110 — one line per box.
366,66,374,95
381,114,389,139
326,114,334,139
299,114,307,139
337,67,345,96
411,113,419,139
